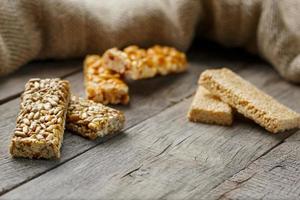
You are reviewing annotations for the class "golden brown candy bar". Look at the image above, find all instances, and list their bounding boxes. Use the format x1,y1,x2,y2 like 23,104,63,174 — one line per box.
84,55,129,105
102,45,187,80
9,78,70,159
199,68,300,133
66,95,125,140
188,86,233,125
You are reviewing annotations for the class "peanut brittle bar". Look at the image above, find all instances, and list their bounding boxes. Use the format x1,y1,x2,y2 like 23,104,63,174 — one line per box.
66,95,125,140
147,45,187,75
188,86,233,125
102,45,187,80
199,68,300,133
84,55,129,105
9,78,70,159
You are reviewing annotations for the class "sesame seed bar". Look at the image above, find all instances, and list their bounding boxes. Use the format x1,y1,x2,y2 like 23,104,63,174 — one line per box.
199,68,300,133
84,55,129,105
102,45,187,80
66,95,125,140
188,86,233,125
10,78,70,159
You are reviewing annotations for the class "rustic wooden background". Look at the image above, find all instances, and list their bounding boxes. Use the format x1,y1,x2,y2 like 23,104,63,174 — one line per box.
0,42,299,200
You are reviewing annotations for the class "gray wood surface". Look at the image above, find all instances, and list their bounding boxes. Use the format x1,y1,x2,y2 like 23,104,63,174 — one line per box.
0,45,299,200
203,130,300,200
0,59,81,104
2,98,296,200
0,49,225,195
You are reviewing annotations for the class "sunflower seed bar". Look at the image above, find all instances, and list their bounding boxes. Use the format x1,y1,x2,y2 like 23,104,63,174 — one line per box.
199,68,300,133
66,95,125,140
102,45,187,80
188,86,233,125
84,55,129,105
10,78,70,159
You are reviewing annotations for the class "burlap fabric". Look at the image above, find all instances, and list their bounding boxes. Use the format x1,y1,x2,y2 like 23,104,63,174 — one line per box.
0,0,299,82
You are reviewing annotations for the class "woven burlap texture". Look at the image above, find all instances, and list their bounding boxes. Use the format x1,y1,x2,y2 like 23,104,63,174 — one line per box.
0,0,299,82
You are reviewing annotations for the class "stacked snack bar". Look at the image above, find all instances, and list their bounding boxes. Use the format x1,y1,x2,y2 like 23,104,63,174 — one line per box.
66,95,125,140
188,86,233,125
186,68,300,133
9,79,126,159
102,45,187,80
84,55,129,105
199,68,300,133
9,45,188,159
147,45,187,76
10,78,70,159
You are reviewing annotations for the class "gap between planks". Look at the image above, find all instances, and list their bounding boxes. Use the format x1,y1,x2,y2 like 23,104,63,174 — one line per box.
0,60,82,105
1,63,299,199
0,55,217,195
202,130,300,200
0,93,191,196
2,95,297,200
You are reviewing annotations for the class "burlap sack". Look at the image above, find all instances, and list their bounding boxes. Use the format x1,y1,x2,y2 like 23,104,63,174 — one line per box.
0,0,299,82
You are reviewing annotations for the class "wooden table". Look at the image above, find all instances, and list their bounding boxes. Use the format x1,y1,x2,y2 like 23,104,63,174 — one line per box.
0,43,299,200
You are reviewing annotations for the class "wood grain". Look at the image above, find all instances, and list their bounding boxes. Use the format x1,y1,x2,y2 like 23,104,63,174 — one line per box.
203,130,300,200
2,62,299,199
0,51,224,194
0,59,81,104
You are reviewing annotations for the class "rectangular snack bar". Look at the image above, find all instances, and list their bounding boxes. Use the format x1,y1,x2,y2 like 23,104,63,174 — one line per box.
10,78,70,159
66,95,125,140
199,68,300,133
102,46,157,80
84,55,129,105
102,45,187,80
188,86,233,125
147,45,187,76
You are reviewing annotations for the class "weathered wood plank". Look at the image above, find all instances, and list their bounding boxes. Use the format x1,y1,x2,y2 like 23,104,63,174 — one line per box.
202,130,300,200
0,48,236,195
2,63,298,199
0,60,81,104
